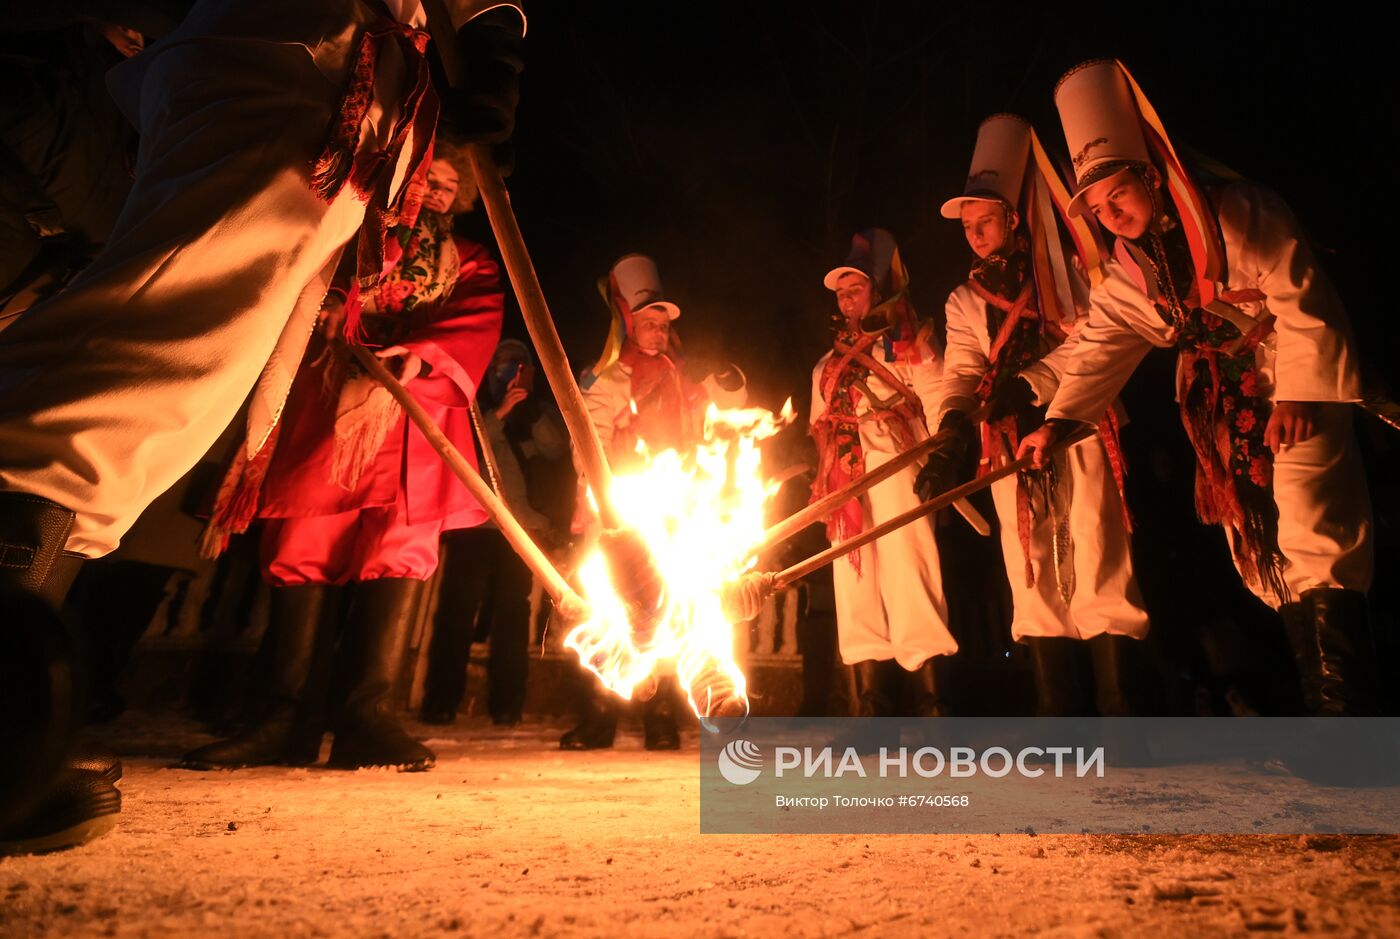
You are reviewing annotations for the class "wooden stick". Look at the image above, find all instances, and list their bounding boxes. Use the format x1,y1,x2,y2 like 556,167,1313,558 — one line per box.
755,406,992,555
463,146,622,529
771,425,1094,589
344,342,585,613
420,0,622,530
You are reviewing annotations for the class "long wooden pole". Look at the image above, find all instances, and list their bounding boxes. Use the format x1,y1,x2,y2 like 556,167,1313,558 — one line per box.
421,0,622,530
463,145,620,531
344,343,585,615
770,425,1094,589
755,406,992,555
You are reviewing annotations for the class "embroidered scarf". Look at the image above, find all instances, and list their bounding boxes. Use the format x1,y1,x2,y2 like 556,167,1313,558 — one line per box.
309,10,439,291
1132,215,1285,601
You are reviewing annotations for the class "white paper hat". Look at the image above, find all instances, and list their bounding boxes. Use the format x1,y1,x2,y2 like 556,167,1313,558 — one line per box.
609,254,680,320
939,113,1032,218
1054,59,1153,216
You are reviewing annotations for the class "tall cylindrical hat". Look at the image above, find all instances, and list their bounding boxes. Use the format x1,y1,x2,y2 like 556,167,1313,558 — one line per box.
1054,59,1152,216
608,254,680,321
939,114,1032,218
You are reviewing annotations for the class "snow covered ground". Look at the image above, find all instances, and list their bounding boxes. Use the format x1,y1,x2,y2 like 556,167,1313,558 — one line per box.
3,712,1398,937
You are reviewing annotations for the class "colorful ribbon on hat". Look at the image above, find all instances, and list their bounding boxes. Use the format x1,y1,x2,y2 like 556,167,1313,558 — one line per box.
585,272,633,384
1115,60,1228,307
1032,130,1106,288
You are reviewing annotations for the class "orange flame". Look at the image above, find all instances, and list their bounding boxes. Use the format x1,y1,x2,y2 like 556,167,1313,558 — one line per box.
566,400,795,727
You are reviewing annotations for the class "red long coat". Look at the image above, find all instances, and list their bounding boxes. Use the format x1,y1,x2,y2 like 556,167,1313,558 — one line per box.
256,238,503,528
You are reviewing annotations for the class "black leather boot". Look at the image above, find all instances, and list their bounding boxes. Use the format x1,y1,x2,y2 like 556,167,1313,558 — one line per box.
327,578,434,771
180,584,333,768
0,492,84,608
906,657,951,717
1088,634,1150,717
851,660,899,717
1302,587,1377,716
1024,637,1085,717
0,493,109,853
1279,600,1319,715
642,676,682,750
559,674,619,750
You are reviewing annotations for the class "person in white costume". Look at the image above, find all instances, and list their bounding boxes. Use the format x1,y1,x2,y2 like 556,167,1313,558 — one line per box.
562,254,746,751
920,113,1150,716
810,229,955,717
0,0,524,855
1018,59,1376,717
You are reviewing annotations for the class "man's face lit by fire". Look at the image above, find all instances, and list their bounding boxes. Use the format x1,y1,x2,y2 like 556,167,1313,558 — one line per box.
834,272,873,324
422,159,460,215
632,307,672,356
1083,166,1157,240
960,200,1017,259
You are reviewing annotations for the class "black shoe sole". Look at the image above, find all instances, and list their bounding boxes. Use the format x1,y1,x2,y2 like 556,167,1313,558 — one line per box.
0,780,121,856
0,812,118,856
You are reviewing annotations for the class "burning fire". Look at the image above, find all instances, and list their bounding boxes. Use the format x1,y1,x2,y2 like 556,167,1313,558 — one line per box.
565,401,794,728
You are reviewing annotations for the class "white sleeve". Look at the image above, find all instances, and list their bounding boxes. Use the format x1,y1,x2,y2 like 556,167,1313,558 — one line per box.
1219,183,1362,403
1044,269,1159,424
938,289,990,421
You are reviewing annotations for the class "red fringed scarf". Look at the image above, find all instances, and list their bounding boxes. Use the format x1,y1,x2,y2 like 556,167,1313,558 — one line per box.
200,212,462,558
612,340,701,466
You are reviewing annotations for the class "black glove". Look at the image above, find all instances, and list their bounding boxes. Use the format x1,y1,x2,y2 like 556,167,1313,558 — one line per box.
439,8,524,146
914,411,978,502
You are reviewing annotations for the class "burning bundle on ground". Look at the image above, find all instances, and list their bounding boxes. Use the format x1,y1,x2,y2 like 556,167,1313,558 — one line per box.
566,403,794,725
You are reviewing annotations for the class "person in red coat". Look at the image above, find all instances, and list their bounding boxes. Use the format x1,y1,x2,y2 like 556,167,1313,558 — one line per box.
184,145,503,772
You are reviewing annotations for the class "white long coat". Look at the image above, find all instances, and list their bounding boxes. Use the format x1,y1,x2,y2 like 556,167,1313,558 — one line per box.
1046,182,1372,605
940,285,1146,640
810,328,956,669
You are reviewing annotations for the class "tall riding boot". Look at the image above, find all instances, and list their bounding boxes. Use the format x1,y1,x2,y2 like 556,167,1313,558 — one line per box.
834,660,901,755
559,672,618,750
642,676,682,750
850,660,899,717
797,609,838,717
1088,634,1149,717
0,493,117,855
180,584,332,768
1303,587,1377,716
1023,637,1085,717
906,657,951,717
328,578,434,770
1279,600,1319,715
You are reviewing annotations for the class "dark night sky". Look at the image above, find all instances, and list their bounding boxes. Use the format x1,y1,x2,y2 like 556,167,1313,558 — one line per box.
458,2,1394,419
